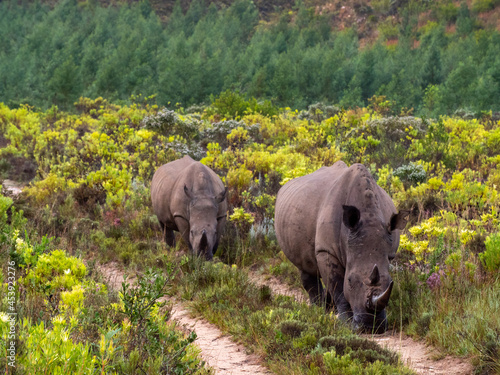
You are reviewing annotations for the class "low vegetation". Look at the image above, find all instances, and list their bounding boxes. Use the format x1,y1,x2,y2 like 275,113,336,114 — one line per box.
1,93,500,373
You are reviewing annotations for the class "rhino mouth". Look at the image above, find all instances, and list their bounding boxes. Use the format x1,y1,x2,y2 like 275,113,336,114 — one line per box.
352,310,388,334
352,279,393,334
197,230,213,260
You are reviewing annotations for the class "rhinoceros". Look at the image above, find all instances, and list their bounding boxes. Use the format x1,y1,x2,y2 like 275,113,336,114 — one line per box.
274,161,408,333
151,155,227,260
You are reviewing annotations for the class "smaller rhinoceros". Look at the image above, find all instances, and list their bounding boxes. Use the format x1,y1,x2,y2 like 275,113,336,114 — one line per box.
275,161,408,333
151,155,227,260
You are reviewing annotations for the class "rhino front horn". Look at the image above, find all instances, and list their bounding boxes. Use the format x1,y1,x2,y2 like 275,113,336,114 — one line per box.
371,281,393,311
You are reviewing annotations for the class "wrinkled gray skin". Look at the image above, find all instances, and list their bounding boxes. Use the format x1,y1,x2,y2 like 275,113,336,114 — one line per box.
151,155,227,260
275,161,408,333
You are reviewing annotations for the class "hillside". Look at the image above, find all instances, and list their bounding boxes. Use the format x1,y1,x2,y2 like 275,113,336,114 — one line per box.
98,0,500,40
2,0,500,112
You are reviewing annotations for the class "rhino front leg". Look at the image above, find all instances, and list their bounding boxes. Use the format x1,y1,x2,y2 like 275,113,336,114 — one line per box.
301,271,324,306
329,276,352,322
174,216,192,252
159,221,176,247
316,251,352,321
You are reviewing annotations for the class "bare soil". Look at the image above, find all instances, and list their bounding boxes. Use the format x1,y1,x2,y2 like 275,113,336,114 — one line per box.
369,331,473,375
1,180,24,197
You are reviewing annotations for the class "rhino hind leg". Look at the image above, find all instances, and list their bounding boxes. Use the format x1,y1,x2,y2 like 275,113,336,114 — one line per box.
300,271,325,306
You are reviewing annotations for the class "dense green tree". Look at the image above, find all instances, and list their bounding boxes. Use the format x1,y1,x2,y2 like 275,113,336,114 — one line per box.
420,28,445,87
441,58,477,111
1,0,500,113
456,3,475,35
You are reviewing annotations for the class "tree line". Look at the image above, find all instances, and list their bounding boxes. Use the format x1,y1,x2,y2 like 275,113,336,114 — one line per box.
1,0,500,115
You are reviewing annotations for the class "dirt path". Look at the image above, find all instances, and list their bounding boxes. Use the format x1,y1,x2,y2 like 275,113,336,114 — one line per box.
369,331,473,375
97,263,270,375
247,270,473,375
1,179,23,197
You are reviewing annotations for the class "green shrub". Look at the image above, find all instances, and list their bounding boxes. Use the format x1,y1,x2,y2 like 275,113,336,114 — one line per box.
481,233,500,272
19,317,96,375
210,90,250,119
279,319,307,338
141,108,200,140
318,335,399,365
0,194,13,243
22,249,87,292
394,162,427,187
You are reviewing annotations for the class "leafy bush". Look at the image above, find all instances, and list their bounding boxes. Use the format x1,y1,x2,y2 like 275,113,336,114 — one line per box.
22,249,87,292
322,349,414,375
481,233,500,272
298,102,341,122
393,162,427,187
120,268,172,325
19,316,96,375
210,90,250,119
203,120,260,149
230,205,254,226
141,108,200,140
209,90,278,119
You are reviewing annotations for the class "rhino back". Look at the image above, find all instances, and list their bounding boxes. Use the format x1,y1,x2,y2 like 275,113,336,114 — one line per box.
151,155,226,226
340,164,397,221
275,161,398,274
275,161,348,274
151,155,196,225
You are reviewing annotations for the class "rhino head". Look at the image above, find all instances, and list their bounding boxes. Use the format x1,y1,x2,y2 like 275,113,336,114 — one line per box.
185,185,227,260
341,205,408,333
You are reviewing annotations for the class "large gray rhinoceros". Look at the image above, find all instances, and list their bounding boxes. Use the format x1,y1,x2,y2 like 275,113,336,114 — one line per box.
151,155,227,260
274,161,408,333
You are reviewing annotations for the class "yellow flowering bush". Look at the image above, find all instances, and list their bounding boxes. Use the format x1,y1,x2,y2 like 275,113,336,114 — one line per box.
408,216,447,239
399,234,430,262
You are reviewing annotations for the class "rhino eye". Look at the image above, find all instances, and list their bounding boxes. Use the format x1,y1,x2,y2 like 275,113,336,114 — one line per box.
388,254,395,261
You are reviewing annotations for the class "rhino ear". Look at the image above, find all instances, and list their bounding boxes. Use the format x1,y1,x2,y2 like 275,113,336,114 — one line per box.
389,210,410,231
184,184,193,199
342,205,361,230
215,187,227,203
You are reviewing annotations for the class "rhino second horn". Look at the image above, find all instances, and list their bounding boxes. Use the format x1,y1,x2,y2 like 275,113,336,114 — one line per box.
371,281,393,311
369,264,380,285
